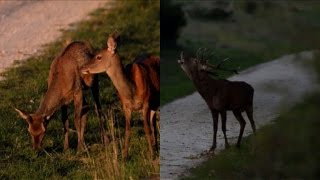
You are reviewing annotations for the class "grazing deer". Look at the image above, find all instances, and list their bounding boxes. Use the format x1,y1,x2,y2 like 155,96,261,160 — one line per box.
15,41,108,151
81,32,160,159
178,48,256,151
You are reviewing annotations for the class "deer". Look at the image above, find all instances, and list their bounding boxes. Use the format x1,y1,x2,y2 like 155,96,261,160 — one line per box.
177,48,256,152
14,41,108,152
81,32,160,159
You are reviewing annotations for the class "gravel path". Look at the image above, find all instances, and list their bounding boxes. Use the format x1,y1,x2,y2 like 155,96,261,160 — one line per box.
0,1,113,79
160,51,319,179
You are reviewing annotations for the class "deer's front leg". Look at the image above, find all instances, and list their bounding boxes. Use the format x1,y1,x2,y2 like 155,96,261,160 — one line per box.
123,106,132,160
91,76,109,145
221,111,230,149
210,109,219,151
61,105,69,151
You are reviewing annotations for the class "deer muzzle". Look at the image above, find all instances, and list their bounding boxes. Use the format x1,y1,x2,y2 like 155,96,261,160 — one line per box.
80,67,90,74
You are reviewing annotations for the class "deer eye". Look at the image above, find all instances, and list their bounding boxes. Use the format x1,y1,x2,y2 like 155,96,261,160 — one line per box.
96,55,102,61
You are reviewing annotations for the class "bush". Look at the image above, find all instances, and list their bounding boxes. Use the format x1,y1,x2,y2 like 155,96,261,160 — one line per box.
160,0,186,46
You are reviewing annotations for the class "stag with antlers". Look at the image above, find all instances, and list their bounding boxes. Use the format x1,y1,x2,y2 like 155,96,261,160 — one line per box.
178,48,256,151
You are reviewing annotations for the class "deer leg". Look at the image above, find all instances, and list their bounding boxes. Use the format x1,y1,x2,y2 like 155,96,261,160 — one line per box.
245,106,256,134
210,109,219,151
74,90,86,151
143,106,154,158
233,110,246,148
80,96,89,149
150,110,158,151
91,76,109,145
123,107,132,159
221,111,229,149
61,105,69,151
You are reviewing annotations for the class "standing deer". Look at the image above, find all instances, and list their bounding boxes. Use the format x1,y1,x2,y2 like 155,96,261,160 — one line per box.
15,41,108,151
178,48,256,151
81,32,160,159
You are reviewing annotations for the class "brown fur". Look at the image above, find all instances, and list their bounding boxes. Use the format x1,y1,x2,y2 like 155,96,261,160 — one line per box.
81,32,160,159
178,52,256,151
15,41,108,151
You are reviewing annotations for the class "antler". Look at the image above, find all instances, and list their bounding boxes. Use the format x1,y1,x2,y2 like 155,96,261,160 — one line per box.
205,58,240,74
196,48,215,63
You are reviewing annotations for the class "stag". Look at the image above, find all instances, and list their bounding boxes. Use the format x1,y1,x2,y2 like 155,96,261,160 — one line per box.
15,41,108,151
81,32,160,159
178,48,256,151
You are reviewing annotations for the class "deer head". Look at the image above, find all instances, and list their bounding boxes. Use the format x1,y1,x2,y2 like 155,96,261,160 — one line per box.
178,48,239,79
81,32,120,75
14,108,50,150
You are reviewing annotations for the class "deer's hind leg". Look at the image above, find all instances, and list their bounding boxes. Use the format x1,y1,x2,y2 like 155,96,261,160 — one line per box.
150,110,158,151
210,109,219,151
245,106,256,134
142,105,154,159
61,105,69,151
232,110,246,148
221,111,230,149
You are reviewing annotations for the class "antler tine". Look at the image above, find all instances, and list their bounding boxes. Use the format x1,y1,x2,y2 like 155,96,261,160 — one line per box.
205,58,240,74
202,48,209,62
196,47,205,60
216,58,230,68
204,51,215,62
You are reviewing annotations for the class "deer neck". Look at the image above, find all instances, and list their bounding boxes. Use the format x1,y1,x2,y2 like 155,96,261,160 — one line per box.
36,84,61,118
106,57,135,101
192,72,219,99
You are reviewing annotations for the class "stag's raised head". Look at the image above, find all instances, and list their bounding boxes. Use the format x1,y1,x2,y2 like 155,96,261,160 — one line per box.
178,48,215,79
14,108,50,150
178,48,239,78
81,32,120,75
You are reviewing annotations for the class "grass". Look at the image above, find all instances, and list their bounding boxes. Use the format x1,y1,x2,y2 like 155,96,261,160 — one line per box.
160,0,320,105
180,52,320,179
0,0,159,179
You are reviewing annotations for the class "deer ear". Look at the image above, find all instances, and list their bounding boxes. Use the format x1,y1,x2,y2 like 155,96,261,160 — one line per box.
14,108,30,121
111,31,120,41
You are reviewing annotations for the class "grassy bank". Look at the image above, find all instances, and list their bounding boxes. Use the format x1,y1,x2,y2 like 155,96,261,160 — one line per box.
161,0,320,105
181,52,320,179
0,0,159,179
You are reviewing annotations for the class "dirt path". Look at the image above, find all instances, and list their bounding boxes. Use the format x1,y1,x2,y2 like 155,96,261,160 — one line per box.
160,51,319,179
0,1,113,79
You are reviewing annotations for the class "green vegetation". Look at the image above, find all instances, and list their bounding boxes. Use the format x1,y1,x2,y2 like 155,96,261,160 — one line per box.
180,52,320,179
161,0,320,105
0,1,159,179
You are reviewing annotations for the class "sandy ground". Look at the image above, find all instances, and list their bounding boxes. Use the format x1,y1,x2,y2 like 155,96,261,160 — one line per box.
0,1,113,80
160,51,320,179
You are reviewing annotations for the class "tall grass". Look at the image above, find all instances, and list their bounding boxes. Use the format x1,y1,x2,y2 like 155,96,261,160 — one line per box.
0,0,159,179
